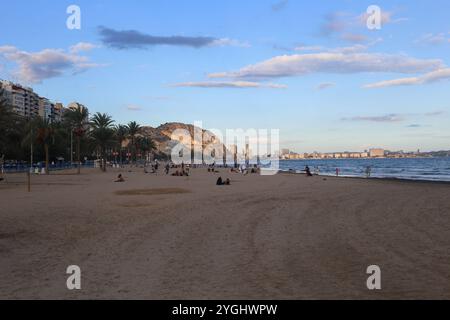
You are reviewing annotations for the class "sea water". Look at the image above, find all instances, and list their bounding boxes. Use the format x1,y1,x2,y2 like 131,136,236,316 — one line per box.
279,157,450,182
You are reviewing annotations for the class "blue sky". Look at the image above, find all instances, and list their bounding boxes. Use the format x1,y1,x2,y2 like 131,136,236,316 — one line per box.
0,0,449,152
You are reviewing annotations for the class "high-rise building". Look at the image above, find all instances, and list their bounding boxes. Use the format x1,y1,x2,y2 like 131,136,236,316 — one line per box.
39,98,54,122
53,103,65,123
1,80,40,118
369,148,385,158
1,79,70,123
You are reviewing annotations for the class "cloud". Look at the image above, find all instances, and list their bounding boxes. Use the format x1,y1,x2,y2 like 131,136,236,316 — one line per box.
272,0,289,12
126,105,142,111
98,26,246,49
295,42,377,54
406,124,422,128
209,38,250,48
425,110,445,116
357,11,394,26
316,82,335,90
415,33,450,45
209,52,443,80
340,33,368,43
364,68,450,88
320,10,401,43
320,12,348,36
0,45,101,83
171,81,287,89
295,45,325,52
342,114,405,122
70,42,100,53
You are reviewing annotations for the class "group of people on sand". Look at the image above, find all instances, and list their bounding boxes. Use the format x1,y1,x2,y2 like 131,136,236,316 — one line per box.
113,160,236,186
171,162,189,176
216,176,231,185
171,168,189,176
229,164,260,175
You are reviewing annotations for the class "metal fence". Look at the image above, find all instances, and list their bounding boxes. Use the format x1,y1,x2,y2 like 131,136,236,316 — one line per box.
2,161,95,173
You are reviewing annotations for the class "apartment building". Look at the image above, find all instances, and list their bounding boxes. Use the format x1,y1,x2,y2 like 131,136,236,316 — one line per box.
1,80,40,118
1,79,69,123
369,148,385,158
38,98,54,122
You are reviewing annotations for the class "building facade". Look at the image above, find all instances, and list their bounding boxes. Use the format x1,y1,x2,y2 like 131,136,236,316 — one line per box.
369,148,385,158
1,79,69,123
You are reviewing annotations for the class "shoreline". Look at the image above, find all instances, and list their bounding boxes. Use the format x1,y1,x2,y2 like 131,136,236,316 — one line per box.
278,170,450,184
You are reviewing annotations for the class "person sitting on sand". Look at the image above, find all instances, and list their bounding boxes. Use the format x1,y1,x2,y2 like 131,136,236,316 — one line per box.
172,170,181,176
115,174,125,182
216,177,231,185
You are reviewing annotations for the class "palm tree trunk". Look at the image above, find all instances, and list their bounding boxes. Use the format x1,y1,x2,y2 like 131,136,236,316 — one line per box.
44,144,49,175
76,136,81,174
102,148,107,172
131,138,135,164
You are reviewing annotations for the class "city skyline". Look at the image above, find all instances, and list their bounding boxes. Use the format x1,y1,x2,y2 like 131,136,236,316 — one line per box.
1,0,449,153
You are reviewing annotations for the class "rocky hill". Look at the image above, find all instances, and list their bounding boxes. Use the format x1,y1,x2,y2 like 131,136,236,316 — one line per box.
139,122,223,158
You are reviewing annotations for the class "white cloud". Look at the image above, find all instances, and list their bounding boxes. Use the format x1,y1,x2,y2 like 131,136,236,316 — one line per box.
342,114,405,122
340,33,368,43
357,11,394,26
294,45,324,52
0,45,102,83
320,10,402,43
415,33,450,45
171,81,287,89
126,105,142,111
210,38,251,48
316,82,335,90
364,68,450,88
295,42,379,54
209,52,443,80
70,42,100,53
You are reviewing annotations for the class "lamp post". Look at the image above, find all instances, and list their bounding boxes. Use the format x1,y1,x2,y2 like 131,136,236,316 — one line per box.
70,128,73,166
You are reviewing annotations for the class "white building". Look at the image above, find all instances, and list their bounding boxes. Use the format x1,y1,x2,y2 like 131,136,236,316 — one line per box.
369,148,385,158
1,80,40,118
39,98,54,122
1,79,68,123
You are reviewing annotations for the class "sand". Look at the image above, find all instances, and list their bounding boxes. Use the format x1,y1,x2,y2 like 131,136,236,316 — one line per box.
0,167,449,299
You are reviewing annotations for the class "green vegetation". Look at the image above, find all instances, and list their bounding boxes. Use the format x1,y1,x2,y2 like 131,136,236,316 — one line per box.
0,89,155,172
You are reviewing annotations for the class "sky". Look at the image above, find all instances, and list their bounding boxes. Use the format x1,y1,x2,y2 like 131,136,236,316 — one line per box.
0,0,449,153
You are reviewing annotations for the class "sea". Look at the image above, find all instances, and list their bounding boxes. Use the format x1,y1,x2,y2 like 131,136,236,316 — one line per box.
278,157,450,182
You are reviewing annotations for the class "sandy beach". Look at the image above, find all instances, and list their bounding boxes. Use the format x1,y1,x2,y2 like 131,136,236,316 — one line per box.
1,167,449,299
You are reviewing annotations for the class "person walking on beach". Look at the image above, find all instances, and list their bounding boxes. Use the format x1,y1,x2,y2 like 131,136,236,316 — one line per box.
336,168,340,176
305,165,313,177
365,166,372,178
165,163,170,175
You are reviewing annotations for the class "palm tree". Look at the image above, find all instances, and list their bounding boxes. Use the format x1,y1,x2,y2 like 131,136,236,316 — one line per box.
114,124,128,165
136,136,156,162
90,113,115,172
64,104,89,174
127,121,141,163
23,117,55,174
